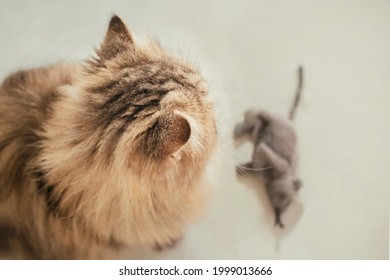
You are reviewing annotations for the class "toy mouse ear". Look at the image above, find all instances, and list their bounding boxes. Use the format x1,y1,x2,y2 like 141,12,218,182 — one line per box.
97,15,134,60
293,178,302,191
274,208,284,228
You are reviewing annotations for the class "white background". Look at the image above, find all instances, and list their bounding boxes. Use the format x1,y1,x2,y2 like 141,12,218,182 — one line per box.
0,0,389,259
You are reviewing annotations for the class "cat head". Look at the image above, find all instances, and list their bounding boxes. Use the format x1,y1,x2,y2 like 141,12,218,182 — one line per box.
36,15,217,229
70,15,217,182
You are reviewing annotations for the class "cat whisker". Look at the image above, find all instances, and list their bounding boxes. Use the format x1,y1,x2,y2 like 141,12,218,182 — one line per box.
236,164,275,171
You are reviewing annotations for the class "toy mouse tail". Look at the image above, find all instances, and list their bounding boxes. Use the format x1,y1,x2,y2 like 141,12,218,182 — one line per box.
288,65,304,121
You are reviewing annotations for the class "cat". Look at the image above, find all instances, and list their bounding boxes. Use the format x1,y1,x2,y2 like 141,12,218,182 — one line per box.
0,15,217,259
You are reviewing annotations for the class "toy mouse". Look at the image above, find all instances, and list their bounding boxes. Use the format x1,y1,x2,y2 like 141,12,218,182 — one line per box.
234,66,304,228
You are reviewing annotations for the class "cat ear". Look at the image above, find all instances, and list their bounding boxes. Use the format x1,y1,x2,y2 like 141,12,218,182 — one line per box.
97,15,134,60
144,114,191,160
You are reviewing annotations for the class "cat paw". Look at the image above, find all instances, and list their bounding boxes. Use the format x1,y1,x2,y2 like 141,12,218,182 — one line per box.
153,236,182,252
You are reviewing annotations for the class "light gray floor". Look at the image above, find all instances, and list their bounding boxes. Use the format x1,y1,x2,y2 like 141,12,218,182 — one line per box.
0,0,389,259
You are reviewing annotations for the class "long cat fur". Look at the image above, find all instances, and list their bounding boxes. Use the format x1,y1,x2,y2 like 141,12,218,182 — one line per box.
0,15,217,259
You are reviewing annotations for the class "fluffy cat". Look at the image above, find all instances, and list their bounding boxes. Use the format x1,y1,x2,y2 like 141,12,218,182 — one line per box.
0,15,217,259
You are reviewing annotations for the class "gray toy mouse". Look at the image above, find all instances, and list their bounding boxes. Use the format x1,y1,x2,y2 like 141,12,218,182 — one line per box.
234,66,304,228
